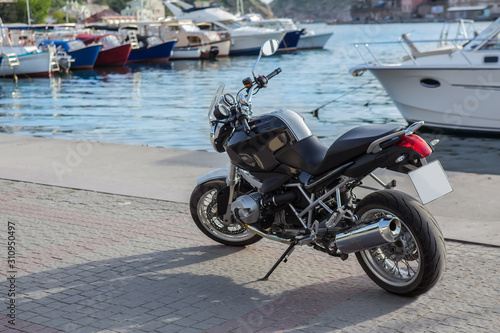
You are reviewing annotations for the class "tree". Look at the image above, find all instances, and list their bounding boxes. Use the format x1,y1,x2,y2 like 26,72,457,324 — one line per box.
51,9,78,24
107,0,128,13
16,0,52,24
0,3,18,23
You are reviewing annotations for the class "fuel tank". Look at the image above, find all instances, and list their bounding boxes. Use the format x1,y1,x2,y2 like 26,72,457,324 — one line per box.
226,110,312,172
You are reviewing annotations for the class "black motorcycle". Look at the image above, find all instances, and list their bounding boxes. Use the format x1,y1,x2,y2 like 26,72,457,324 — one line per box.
190,40,449,296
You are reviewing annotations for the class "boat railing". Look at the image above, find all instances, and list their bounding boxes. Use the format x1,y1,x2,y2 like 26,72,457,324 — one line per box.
353,37,487,67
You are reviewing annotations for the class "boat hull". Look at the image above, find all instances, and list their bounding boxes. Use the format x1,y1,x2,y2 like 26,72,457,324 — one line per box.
69,44,102,69
199,39,230,58
207,39,230,57
95,44,132,67
170,48,202,60
277,30,302,52
369,67,500,133
229,31,285,55
171,39,231,60
127,40,176,63
0,51,52,78
297,31,333,50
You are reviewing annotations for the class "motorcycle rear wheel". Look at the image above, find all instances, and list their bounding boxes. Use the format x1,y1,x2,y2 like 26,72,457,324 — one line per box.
354,190,446,296
190,179,262,246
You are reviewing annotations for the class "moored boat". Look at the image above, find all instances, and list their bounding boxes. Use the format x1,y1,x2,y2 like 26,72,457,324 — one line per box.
164,0,285,56
127,37,176,63
157,19,230,59
76,33,131,67
297,30,333,50
240,14,302,52
39,40,101,69
0,49,54,78
0,25,56,78
350,18,500,133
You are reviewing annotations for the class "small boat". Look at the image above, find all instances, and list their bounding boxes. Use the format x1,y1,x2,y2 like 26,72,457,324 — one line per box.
38,40,101,69
0,48,54,78
76,33,131,67
297,30,333,50
350,18,500,133
0,25,56,78
239,13,333,50
158,19,231,59
240,14,302,52
127,37,177,63
117,27,177,64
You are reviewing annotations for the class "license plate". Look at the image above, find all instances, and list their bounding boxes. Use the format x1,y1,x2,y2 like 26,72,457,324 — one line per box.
408,160,453,204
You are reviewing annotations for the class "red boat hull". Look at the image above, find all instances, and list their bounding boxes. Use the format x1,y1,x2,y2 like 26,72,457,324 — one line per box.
94,44,132,67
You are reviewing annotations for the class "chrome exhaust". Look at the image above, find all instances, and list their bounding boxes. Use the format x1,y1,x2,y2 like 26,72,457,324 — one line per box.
242,223,292,244
335,218,401,254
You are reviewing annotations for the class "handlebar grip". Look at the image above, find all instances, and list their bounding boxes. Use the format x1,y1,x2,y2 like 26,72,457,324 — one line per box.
240,116,252,134
266,67,282,80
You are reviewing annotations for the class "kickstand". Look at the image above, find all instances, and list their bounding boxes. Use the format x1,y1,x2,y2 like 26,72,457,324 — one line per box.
260,241,298,281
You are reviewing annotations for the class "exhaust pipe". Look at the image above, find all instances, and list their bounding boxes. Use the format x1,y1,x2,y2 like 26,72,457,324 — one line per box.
335,218,401,254
242,223,292,244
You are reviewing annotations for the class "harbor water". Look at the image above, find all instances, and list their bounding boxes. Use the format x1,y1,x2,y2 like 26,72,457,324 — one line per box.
0,22,498,174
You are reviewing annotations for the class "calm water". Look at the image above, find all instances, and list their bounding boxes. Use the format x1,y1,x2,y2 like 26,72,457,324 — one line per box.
1,22,499,174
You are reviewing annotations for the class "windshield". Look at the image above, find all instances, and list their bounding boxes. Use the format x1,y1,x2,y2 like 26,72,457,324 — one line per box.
208,84,225,123
464,18,500,50
67,40,86,51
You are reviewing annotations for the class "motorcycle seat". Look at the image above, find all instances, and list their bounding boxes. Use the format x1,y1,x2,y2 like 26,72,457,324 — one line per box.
276,124,403,176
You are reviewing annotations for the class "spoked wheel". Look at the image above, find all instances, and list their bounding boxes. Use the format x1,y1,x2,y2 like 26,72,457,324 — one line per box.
189,179,262,246
354,190,446,296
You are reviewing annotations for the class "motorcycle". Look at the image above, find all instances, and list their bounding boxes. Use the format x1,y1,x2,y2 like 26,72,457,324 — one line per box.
190,39,449,296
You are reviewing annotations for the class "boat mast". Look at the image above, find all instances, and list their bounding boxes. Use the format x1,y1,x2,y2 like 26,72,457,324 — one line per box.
26,0,32,25
236,0,244,16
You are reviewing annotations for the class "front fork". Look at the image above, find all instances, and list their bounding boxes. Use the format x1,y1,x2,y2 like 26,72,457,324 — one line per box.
222,163,238,225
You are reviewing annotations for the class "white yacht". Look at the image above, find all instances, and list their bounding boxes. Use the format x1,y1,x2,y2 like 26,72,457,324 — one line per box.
164,0,285,55
240,14,333,50
350,18,500,133
157,19,231,59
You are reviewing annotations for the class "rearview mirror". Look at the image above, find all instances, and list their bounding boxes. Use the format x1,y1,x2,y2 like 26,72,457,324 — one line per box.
261,39,280,56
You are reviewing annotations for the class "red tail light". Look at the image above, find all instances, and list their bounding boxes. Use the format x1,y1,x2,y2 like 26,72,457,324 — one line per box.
396,134,432,157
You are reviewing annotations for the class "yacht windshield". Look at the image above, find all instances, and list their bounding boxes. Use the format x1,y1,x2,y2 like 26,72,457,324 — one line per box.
220,20,243,29
464,18,500,50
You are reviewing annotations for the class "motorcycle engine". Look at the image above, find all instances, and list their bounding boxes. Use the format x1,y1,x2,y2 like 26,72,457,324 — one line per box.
231,193,263,224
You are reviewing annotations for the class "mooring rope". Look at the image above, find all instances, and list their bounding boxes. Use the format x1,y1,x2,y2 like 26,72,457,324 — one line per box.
310,78,376,117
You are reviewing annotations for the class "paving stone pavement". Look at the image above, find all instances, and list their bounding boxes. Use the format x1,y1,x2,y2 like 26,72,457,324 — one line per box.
0,179,499,333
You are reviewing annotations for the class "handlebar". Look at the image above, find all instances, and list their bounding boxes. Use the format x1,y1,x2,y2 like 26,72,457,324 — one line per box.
239,114,252,134
265,67,282,80
238,67,282,133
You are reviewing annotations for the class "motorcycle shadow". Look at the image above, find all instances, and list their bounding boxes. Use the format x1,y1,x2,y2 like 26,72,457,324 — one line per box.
18,245,417,331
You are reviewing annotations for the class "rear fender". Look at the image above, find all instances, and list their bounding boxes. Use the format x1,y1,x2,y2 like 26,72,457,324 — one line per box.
344,146,425,178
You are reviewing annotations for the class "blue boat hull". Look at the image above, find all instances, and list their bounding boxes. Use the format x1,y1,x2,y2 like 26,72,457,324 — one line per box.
229,47,261,56
278,30,302,52
69,44,102,69
127,41,176,63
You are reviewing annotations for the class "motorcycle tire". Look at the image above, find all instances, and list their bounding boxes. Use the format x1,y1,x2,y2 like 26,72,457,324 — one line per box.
354,190,446,297
190,179,262,246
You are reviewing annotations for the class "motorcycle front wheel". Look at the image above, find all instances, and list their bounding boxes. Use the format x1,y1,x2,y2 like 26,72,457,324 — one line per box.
354,190,446,296
190,179,262,246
